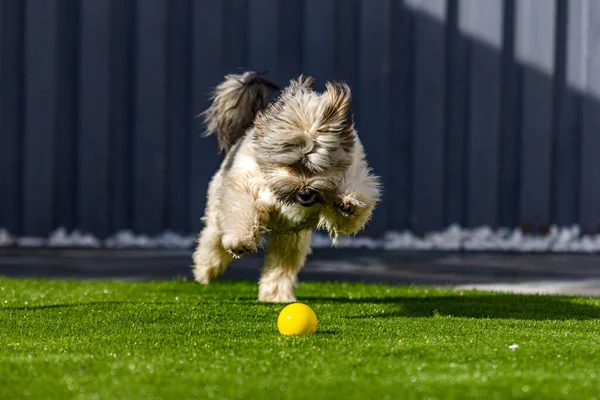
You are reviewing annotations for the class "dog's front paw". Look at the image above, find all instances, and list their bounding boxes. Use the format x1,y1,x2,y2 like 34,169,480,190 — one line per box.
221,234,258,258
247,177,268,199
258,291,297,303
335,196,366,217
258,284,297,303
193,264,221,284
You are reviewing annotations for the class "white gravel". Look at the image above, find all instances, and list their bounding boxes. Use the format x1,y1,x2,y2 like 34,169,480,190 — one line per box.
2,224,600,252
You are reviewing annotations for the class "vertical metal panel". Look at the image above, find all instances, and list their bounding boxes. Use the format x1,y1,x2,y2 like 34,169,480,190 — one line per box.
408,0,448,233
357,0,391,235
247,0,277,72
133,0,168,234
461,0,503,228
387,0,414,231
222,0,248,73
0,0,24,234
566,0,588,91
189,0,222,234
553,0,581,226
334,0,359,85
23,0,59,236
498,0,521,229
166,0,192,233
303,0,335,89
78,0,111,237
4,0,600,239
580,0,600,232
110,0,135,233
276,0,303,84
55,0,79,231
516,0,557,231
444,0,468,227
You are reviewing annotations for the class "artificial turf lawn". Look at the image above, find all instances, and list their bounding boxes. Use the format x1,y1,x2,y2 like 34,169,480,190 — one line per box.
1,278,600,400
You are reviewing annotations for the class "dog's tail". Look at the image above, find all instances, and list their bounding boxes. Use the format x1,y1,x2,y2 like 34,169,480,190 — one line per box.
200,71,280,153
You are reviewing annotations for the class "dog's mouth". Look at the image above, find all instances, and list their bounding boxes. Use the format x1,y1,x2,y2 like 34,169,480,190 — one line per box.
296,188,318,207
267,174,336,207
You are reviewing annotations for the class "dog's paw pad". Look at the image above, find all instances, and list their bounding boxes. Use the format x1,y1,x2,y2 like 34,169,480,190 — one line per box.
335,197,365,216
335,197,366,216
228,247,252,259
221,234,258,258
336,201,354,215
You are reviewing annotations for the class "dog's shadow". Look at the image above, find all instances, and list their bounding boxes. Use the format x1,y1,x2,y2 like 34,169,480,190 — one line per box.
297,293,600,321
6,293,599,322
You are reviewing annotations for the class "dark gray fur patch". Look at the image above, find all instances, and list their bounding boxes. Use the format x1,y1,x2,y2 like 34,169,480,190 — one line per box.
222,139,243,174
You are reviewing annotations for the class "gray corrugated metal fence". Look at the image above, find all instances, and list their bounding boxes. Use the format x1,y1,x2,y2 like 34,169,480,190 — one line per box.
1,0,599,238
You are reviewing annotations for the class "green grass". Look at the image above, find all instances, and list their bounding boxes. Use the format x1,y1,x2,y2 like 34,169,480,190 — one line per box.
1,278,600,400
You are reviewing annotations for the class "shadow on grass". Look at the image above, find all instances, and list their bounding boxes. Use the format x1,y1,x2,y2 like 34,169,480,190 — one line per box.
1,300,182,311
299,294,600,321
313,330,337,336
1,297,285,311
5,293,600,321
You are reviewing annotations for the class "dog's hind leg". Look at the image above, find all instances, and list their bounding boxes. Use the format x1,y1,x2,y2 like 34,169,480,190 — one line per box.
192,170,234,283
258,230,312,303
192,224,233,284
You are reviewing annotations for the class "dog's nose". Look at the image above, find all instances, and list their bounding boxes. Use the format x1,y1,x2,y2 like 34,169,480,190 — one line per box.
296,188,317,207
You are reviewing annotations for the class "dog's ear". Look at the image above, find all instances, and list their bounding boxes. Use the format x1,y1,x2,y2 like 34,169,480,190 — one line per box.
321,81,354,145
293,74,316,90
285,74,316,94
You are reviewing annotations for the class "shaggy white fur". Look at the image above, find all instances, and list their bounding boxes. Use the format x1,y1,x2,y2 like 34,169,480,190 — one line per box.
192,72,381,302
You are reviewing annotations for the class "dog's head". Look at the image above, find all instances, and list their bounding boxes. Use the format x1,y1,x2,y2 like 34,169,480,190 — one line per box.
252,75,355,207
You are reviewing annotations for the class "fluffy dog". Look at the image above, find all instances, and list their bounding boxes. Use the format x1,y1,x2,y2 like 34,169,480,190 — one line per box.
192,71,381,302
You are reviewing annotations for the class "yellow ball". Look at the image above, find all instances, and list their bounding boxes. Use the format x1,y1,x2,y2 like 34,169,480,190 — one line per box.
277,303,318,335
